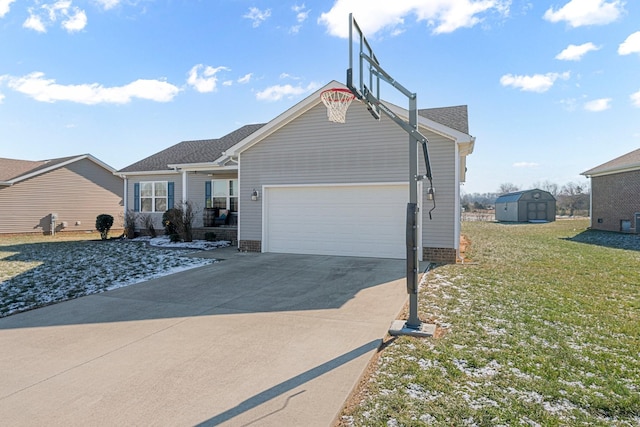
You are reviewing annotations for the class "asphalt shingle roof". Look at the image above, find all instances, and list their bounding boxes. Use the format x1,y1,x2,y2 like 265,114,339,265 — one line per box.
419,105,469,135
118,124,266,173
582,148,640,176
0,155,84,182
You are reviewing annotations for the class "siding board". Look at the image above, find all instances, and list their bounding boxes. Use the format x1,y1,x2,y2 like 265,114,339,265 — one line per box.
0,159,123,234
239,101,460,250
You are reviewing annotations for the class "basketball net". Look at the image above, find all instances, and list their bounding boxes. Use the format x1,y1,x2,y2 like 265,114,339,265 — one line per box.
320,88,355,123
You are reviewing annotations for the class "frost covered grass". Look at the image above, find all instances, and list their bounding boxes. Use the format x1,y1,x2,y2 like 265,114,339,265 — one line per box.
0,233,229,317
341,219,640,426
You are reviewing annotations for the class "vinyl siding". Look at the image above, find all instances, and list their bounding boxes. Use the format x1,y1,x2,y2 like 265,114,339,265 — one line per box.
0,159,123,234
126,173,181,230
187,171,237,228
239,101,460,249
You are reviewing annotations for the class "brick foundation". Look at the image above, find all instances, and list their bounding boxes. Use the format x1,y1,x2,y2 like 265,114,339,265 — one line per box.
239,240,262,252
423,247,457,264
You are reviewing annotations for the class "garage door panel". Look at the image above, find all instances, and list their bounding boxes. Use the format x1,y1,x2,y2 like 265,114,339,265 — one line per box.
264,184,408,259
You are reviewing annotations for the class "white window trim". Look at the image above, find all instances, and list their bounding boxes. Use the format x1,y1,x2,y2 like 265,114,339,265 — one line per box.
210,179,238,211
140,181,168,213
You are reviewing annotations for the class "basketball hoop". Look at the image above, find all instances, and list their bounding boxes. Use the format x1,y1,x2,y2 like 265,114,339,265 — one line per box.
320,88,355,123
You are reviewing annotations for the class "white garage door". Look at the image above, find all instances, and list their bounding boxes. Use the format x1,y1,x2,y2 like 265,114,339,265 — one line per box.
263,184,411,259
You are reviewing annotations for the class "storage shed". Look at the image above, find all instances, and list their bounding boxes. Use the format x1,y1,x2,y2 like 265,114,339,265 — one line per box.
495,189,556,222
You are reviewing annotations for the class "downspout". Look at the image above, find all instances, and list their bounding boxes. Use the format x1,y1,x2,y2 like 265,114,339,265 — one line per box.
181,170,187,205
123,177,128,213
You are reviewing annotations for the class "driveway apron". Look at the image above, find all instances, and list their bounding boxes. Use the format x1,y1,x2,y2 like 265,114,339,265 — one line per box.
0,247,408,426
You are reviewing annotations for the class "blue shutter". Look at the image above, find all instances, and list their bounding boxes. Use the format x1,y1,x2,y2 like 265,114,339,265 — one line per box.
133,183,140,212
205,181,212,208
167,182,174,209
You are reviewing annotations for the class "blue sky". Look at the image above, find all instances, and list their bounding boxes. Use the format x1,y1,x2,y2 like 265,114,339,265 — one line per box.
1,0,639,194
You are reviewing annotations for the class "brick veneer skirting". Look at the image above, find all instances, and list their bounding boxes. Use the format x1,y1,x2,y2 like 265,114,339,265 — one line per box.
423,247,457,264
239,240,262,252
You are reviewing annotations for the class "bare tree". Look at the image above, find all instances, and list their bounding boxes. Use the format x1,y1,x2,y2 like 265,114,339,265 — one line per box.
532,180,559,197
498,183,520,195
558,181,590,216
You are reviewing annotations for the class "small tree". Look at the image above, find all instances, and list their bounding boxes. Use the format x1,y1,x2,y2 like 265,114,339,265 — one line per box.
123,210,137,239
96,214,114,240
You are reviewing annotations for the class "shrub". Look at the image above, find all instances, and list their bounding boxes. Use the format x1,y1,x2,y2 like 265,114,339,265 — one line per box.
163,209,181,237
124,210,137,239
140,213,157,237
204,231,216,241
95,214,114,240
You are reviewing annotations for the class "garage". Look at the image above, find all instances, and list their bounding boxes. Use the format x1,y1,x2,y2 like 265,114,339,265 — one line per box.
263,183,414,259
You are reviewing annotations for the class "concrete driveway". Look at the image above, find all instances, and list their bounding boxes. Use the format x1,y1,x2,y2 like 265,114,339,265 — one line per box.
0,247,408,426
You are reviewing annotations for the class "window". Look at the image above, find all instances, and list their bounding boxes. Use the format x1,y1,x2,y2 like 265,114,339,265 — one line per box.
140,181,168,212
209,179,238,212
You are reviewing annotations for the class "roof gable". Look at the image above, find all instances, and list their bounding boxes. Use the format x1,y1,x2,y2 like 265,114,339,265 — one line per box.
223,81,474,159
118,123,266,173
0,155,116,185
582,148,640,177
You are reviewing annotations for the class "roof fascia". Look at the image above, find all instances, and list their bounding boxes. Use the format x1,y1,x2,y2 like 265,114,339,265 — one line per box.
116,170,181,178
166,163,239,172
582,163,640,177
386,103,474,144
222,81,342,159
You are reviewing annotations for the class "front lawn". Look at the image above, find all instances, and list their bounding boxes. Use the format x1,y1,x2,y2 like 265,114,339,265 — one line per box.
340,219,640,426
0,233,227,318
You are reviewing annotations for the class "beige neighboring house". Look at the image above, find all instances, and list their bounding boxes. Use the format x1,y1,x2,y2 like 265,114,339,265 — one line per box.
0,154,123,235
582,148,640,233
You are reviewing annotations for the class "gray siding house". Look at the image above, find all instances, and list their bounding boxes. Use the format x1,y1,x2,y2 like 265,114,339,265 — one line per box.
582,148,640,233
495,189,556,223
0,155,123,235
117,81,475,263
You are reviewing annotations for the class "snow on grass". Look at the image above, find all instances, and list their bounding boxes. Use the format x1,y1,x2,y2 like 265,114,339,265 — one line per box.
0,236,229,317
339,220,640,426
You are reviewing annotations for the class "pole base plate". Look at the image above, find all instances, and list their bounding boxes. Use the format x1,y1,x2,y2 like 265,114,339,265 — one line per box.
388,320,436,338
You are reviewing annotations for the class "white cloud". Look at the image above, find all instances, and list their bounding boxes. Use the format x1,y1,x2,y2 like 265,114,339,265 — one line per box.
618,31,640,56
0,92,4,103
23,1,88,33
318,0,511,37
23,11,46,32
256,82,321,102
513,162,539,168
290,4,310,33
6,72,180,104
0,0,16,18
244,7,271,28
500,72,570,93
186,64,229,93
94,0,120,10
630,90,640,108
556,42,600,61
584,98,611,111
237,73,252,84
62,7,86,32
543,0,624,27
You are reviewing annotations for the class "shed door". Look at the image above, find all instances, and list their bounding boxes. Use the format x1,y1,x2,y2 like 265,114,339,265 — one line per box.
527,202,547,220
263,184,410,259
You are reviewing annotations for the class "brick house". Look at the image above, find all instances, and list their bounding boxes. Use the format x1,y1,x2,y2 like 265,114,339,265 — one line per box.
582,148,640,233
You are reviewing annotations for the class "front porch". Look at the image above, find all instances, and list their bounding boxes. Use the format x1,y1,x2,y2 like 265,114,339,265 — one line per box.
192,226,238,246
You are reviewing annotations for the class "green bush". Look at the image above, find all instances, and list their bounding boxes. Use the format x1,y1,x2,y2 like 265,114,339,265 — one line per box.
95,214,114,240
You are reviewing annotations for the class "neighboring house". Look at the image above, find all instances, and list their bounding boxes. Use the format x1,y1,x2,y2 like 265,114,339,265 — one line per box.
117,81,475,263
495,189,556,223
582,148,640,233
0,154,123,235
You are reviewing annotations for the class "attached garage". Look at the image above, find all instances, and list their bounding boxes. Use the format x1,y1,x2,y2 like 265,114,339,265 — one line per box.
262,183,414,259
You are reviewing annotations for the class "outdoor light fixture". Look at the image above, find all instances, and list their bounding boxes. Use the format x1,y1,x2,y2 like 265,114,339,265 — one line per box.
251,189,259,201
